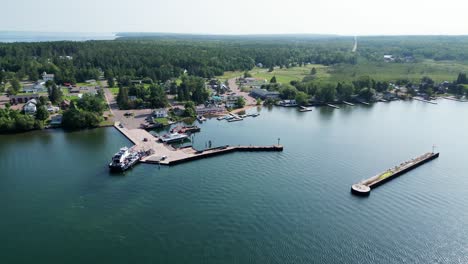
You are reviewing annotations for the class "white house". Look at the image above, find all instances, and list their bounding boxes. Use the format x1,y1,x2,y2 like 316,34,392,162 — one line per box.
23,99,37,114
153,108,168,118
42,72,55,82
23,82,46,93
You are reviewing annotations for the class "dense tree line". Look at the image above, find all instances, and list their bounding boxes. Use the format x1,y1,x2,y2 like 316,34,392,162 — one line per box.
62,91,106,130
0,38,356,85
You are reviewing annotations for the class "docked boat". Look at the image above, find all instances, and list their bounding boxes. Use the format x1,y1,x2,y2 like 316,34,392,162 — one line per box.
109,147,141,172
228,117,243,122
160,133,189,143
170,125,201,134
197,115,207,122
248,113,260,117
299,106,312,112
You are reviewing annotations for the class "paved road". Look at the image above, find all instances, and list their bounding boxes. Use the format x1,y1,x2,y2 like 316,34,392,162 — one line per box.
228,78,257,106
103,87,153,129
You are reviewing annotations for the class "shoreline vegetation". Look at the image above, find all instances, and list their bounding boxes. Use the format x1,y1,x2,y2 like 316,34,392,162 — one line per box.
1,35,468,134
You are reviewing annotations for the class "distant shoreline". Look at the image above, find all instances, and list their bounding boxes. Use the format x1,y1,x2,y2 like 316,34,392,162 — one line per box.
0,31,116,43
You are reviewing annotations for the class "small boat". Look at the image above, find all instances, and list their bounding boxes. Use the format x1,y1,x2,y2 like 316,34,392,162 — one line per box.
228,117,243,122
249,113,260,117
159,133,189,143
197,115,207,122
299,107,312,112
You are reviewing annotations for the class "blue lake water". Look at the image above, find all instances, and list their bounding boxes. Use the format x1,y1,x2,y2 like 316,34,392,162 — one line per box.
1,100,467,263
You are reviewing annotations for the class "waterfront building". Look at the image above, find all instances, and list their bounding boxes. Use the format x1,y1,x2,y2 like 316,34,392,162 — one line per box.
42,72,55,82
153,108,168,118
23,99,37,114
250,88,280,100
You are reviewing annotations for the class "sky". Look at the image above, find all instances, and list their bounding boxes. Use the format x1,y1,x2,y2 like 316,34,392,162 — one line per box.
1,0,467,35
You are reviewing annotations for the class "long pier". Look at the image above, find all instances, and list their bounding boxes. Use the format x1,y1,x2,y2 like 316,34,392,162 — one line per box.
351,152,440,196
113,122,283,167
143,145,283,166
327,104,340,109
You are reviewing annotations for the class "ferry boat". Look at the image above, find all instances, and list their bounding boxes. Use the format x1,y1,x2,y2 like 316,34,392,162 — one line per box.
160,133,189,143
109,147,141,172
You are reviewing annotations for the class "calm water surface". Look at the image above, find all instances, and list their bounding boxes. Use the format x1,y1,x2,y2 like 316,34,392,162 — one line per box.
1,100,467,263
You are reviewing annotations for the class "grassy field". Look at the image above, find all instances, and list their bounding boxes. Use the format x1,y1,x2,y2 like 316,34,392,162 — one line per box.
217,64,328,84
109,87,119,95
217,60,468,85
325,60,468,83
76,82,97,87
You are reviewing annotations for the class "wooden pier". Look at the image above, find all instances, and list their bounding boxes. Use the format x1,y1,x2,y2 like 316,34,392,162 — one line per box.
113,122,283,167
351,152,440,196
327,104,340,109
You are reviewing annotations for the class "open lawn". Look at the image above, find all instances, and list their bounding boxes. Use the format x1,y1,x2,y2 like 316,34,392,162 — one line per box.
76,82,97,87
325,60,468,83
217,64,328,84
250,65,329,84
217,60,468,86
109,87,119,95
154,117,169,126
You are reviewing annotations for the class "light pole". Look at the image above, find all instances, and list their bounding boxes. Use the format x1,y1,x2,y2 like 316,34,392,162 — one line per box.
277,138,280,146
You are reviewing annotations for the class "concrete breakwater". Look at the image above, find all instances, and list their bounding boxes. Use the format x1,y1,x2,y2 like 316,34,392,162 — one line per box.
351,152,440,196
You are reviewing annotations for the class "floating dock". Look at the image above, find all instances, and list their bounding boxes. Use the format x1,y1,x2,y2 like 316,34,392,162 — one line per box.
342,101,355,106
351,152,440,196
413,97,437,104
327,104,340,109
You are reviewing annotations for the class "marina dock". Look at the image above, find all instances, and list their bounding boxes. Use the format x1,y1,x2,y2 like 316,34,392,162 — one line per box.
442,96,468,102
114,122,283,167
351,152,440,196
413,97,437,104
327,104,340,109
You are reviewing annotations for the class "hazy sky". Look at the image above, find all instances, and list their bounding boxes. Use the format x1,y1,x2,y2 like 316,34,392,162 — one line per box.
1,0,467,35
